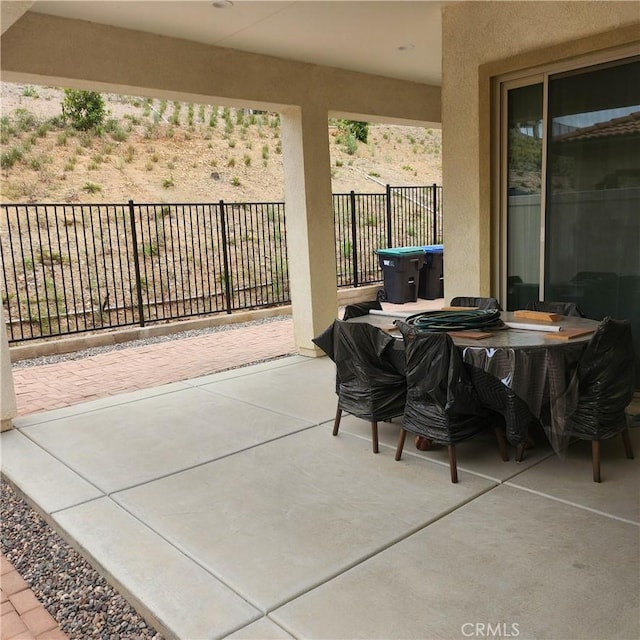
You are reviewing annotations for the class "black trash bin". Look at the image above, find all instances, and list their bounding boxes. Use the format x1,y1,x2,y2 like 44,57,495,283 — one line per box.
418,244,444,299
375,247,425,303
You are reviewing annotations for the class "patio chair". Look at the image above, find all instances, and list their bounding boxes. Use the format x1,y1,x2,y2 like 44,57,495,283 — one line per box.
450,296,502,310
525,300,586,317
564,317,635,482
342,300,383,320
394,321,508,482
312,320,406,453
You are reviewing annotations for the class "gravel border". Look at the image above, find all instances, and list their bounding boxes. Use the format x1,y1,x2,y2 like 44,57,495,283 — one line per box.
1,479,164,640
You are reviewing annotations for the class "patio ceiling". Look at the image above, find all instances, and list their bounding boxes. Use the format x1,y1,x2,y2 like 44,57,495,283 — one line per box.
26,0,447,85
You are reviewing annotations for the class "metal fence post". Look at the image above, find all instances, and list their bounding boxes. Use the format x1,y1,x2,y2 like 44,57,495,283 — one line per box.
218,200,233,314
349,191,359,287
385,184,393,247
128,199,145,327
432,183,438,244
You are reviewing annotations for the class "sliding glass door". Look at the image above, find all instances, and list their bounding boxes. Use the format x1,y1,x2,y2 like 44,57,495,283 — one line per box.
505,82,543,310
503,56,640,384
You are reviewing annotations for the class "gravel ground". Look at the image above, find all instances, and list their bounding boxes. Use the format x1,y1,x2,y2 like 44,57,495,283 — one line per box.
1,479,164,640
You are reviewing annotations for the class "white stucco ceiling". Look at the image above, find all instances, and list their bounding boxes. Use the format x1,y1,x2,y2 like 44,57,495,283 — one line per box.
29,0,448,85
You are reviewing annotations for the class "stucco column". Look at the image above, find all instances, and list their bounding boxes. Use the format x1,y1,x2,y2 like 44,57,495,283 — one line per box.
1,304,17,431
281,104,338,356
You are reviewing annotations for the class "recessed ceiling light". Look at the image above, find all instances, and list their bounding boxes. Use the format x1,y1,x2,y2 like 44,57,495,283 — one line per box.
397,44,415,51
212,0,234,8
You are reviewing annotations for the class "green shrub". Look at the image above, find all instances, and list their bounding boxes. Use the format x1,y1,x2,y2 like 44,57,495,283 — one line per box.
79,132,94,148
338,119,368,143
82,181,102,193
231,176,241,186
143,124,158,140
141,241,160,257
209,107,218,128
29,156,45,170
22,85,39,98
15,108,38,132
170,101,181,125
62,90,106,130
162,176,175,188
1,147,23,168
111,127,128,142
343,134,358,155
36,123,50,138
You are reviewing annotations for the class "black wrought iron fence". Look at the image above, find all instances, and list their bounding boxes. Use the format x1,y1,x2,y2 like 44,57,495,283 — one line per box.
1,200,289,342
333,184,442,287
1,185,442,342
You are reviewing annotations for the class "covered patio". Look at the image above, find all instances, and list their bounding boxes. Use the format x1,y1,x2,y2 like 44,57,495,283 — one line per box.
1,2,639,638
3,344,639,639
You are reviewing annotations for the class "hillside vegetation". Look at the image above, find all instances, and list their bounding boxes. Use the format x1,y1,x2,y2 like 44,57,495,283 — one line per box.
0,83,442,204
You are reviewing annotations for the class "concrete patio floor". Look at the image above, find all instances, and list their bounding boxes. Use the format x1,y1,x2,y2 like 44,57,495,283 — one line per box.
2,348,639,640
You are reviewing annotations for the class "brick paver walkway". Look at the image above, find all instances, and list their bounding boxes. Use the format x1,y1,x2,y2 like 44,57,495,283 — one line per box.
13,318,296,416
1,556,68,640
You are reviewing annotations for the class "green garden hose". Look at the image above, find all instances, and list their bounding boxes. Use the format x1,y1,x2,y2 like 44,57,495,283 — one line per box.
403,309,504,332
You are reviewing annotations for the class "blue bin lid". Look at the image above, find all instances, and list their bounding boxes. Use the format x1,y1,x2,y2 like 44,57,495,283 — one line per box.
421,244,443,253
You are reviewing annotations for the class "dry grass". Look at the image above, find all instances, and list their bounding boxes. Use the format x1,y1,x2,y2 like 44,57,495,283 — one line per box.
0,83,442,205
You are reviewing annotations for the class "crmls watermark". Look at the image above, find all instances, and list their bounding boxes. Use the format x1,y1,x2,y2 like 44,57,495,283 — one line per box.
461,622,520,638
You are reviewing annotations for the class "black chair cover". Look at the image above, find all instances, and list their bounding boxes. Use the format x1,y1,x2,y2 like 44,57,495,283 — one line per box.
342,300,383,320
450,296,502,310
395,321,495,445
525,300,586,317
313,320,406,422
565,317,636,441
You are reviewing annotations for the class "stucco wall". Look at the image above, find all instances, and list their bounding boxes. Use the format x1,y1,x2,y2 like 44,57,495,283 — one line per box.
441,1,639,302
1,12,440,126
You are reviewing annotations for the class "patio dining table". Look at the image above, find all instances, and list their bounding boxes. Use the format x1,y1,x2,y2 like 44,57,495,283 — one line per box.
347,310,601,455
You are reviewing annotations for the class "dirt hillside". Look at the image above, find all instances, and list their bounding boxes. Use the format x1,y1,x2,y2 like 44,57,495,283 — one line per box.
0,82,441,204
